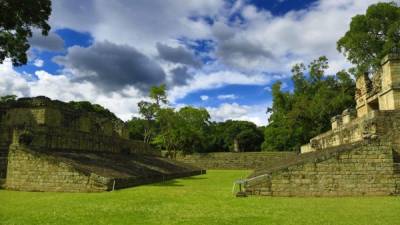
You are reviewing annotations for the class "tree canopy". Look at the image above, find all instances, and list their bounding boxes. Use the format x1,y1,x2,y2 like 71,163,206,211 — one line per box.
262,56,355,151
0,0,52,66
127,85,264,156
337,2,400,73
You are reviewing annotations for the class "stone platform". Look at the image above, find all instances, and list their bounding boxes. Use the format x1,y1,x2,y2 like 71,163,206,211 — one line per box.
5,144,203,192
245,140,400,196
0,96,204,192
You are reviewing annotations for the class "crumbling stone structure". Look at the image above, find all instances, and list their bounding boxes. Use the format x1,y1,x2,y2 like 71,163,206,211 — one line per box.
244,54,400,196
0,97,203,192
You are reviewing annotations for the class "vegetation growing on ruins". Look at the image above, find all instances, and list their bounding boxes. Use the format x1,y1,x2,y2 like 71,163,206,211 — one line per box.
0,95,17,103
0,0,52,66
67,101,118,120
337,2,400,74
1,170,400,225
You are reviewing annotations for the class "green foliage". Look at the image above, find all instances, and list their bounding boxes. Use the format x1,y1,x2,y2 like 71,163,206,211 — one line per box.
133,84,264,153
208,120,264,152
337,2,400,73
125,117,147,141
0,95,17,103
0,0,52,66
149,84,168,106
136,84,168,143
68,101,118,120
152,108,180,157
175,106,211,154
152,107,211,157
263,56,355,151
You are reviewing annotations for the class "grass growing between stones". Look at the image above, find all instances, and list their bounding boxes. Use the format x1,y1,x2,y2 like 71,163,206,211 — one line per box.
0,170,399,225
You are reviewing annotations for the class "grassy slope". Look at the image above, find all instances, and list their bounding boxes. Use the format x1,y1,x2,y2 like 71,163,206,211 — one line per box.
0,170,399,225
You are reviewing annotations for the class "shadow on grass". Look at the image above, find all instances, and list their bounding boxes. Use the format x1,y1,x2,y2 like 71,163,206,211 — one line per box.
150,176,207,187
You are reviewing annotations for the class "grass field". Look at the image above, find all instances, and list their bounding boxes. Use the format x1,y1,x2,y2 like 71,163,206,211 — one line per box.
1,170,400,225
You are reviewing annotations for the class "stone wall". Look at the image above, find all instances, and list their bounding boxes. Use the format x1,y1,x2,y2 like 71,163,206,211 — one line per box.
301,110,400,153
245,140,400,196
0,97,158,156
5,144,110,192
12,127,157,156
0,97,203,192
175,152,297,170
5,143,204,192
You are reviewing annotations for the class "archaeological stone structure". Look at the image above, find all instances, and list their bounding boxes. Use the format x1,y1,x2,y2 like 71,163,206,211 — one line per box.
174,152,296,170
0,97,203,192
243,54,400,196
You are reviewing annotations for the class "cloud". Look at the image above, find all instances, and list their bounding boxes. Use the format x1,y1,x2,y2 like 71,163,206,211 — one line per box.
217,94,237,100
170,66,193,86
156,43,202,68
33,59,44,67
206,102,269,126
0,60,31,97
169,69,273,102
29,31,65,51
54,41,166,92
49,0,224,55
200,95,209,101
0,62,146,121
208,0,388,73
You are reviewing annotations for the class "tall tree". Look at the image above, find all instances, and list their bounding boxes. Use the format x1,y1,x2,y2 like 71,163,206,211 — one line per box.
0,0,52,66
137,101,158,143
149,84,167,106
337,2,400,74
137,84,168,143
175,106,211,153
152,107,180,158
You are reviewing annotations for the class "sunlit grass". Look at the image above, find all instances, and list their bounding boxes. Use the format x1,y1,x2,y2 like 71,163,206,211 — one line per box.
0,170,399,225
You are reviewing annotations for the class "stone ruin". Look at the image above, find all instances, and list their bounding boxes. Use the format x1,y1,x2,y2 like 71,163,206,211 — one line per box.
0,96,203,192
243,54,400,196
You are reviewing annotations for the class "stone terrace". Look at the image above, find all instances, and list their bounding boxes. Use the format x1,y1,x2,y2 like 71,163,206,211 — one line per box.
0,96,203,192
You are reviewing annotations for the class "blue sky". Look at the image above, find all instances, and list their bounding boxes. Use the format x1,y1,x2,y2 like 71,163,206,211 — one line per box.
0,0,385,125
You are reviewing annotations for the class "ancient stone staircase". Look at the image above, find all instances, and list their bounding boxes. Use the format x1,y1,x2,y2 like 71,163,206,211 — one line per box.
393,151,400,194
244,140,399,196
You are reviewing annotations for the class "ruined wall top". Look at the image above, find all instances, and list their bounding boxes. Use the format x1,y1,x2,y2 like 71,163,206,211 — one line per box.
0,96,128,139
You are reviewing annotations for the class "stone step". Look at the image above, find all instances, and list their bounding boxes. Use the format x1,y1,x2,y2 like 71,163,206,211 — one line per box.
394,163,400,174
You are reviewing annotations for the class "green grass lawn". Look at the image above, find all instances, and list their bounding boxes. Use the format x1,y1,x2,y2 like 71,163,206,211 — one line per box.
1,170,400,225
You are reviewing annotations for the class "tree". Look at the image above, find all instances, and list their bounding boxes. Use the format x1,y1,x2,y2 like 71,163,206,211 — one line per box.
152,108,180,158
149,84,167,106
175,106,211,153
210,120,264,152
137,101,158,143
137,84,168,143
337,2,400,74
262,57,355,151
152,106,211,157
0,0,52,66
126,117,147,141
